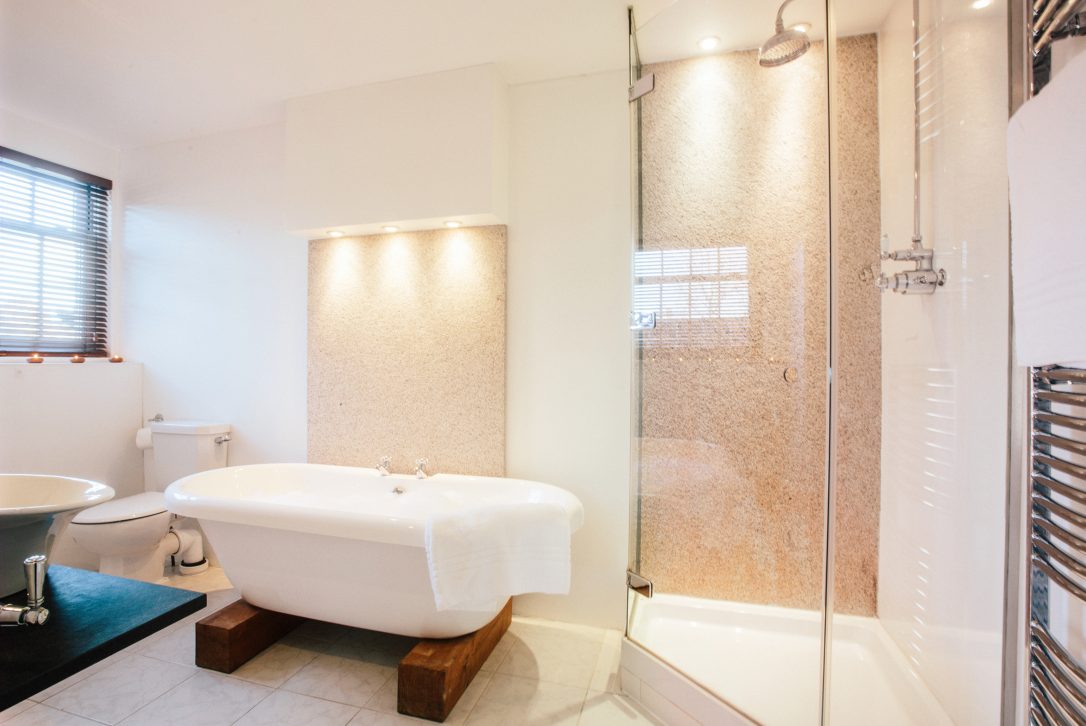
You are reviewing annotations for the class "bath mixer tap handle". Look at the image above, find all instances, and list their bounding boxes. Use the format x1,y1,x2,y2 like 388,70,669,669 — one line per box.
414,458,428,479
24,555,46,609
378,456,392,476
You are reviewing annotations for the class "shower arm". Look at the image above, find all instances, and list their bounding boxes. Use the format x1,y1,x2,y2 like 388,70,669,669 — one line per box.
774,0,796,32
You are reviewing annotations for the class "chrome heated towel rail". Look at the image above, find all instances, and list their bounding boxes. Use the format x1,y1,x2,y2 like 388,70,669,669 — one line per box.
1029,367,1086,724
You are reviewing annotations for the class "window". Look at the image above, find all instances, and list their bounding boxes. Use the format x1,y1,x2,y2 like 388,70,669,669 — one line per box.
0,147,111,356
634,246,750,348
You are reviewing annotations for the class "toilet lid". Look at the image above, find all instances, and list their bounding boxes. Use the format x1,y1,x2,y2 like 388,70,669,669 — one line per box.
72,492,169,524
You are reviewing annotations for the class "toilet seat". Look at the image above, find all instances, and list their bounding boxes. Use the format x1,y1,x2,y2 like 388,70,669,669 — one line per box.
72,492,168,525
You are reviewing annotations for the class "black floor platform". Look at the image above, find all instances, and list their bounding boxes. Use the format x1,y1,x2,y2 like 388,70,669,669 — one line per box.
0,565,206,710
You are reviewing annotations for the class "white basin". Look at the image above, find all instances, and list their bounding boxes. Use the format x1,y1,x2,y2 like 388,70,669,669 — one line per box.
0,475,115,596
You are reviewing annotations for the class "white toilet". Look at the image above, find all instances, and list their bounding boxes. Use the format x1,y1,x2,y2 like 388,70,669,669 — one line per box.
71,420,230,582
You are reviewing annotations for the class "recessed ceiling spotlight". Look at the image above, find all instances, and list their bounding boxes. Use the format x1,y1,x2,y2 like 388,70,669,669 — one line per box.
791,22,812,33
970,0,991,8
327,230,344,238
382,225,399,233
444,221,462,229
698,36,721,51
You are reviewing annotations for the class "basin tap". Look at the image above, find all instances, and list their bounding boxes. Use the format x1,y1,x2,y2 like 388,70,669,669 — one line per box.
0,555,49,626
415,458,429,479
377,456,392,476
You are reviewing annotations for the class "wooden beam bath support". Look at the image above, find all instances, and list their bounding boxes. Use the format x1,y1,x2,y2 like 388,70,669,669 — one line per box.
398,599,513,722
194,600,303,673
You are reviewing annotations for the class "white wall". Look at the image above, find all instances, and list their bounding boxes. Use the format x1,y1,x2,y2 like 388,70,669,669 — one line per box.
285,65,509,237
121,123,307,466
506,71,631,629
0,362,144,569
875,1,1008,723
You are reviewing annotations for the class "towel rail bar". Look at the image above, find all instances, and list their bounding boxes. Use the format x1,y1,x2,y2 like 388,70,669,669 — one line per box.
1037,369,1086,385
1036,412,1086,433
1035,432,1086,458
1036,454,1086,484
1034,519,1086,559
1036,390,1086,408
1032,493,1086,532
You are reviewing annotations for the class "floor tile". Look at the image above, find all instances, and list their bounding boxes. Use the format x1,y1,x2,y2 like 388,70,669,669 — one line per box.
578,691,662,725
30,651,129,701
348,710,434,725
43,654,194,724
589,638,622,693
135,622,196,666
234,690,359,726
119,671,270,725
312,629,418,668
464,674,586,726
230,644,320,688
279,623,416,664
0,701,35,723
0,704,101,726
497,622,604,688
281,655,394,707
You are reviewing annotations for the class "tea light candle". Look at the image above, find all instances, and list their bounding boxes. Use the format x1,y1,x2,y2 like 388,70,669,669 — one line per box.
109,354,125,363
27,353,44,364
70,354,86,364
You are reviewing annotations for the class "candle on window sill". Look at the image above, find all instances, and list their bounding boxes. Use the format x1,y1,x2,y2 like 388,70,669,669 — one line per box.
109,354,125,363
27,353,44,364
70,354,86,364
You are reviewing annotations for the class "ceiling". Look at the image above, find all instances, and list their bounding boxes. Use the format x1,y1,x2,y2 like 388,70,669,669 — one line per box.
0,0,895,151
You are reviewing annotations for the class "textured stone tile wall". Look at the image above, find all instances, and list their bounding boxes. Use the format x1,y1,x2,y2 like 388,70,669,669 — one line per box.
636,36,881,614
308,225,506,476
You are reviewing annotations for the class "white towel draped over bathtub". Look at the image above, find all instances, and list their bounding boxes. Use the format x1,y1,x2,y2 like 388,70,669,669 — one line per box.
1008,49,1086,367
425,502,572,611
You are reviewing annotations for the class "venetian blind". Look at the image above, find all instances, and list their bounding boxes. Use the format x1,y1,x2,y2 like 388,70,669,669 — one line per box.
0,147,111,355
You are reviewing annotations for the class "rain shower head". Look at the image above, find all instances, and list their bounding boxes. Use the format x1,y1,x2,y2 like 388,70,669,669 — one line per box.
758,0,811,67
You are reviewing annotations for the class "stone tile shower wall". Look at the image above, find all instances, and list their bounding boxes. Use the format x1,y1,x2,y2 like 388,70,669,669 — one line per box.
308,226,506,476
636,36,880,614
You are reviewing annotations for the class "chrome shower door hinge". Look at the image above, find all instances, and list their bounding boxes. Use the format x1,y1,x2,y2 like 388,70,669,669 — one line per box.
629,73,655,102
627,570,654,598
629,311,656,330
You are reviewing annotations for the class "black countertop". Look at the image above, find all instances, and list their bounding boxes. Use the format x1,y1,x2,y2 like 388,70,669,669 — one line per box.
0,565,206,710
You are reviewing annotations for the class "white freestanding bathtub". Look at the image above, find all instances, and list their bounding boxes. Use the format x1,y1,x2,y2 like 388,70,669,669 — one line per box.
164,463,583,638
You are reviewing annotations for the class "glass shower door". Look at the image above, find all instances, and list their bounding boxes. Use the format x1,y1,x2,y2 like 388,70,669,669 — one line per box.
626,2,833,722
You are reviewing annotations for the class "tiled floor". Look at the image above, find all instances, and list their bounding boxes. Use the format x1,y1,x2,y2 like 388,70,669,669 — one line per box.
1,572,659,726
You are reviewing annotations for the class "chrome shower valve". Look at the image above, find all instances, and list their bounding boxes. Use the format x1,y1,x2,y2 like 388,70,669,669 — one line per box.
872,235,946,295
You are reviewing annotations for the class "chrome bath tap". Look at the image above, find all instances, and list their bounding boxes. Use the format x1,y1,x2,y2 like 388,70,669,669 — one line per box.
414,458,429,479
0,555,49,626
377,456,392,476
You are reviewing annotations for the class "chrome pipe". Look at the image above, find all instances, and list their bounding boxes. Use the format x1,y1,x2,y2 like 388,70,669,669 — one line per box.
0,555,49,626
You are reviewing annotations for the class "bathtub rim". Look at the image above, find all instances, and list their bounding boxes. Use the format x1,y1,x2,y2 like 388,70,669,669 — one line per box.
164,462,584,549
